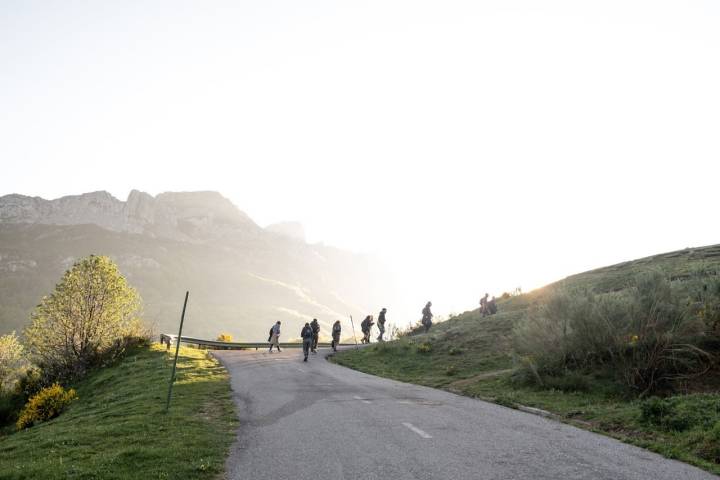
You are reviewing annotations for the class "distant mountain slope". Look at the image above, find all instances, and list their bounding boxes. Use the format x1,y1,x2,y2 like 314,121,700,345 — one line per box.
0,191,393,340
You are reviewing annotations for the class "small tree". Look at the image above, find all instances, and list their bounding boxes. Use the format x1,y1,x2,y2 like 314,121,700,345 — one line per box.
25,255,143,381
0,332,27,392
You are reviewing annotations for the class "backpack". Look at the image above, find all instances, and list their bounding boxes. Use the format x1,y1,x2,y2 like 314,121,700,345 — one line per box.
268,326,274,342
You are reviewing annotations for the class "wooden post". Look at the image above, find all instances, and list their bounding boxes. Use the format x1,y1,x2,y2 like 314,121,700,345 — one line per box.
165,291,189,412
349,315,359,349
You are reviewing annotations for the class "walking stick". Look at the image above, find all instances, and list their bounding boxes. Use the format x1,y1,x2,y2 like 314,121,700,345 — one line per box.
349,315,359,349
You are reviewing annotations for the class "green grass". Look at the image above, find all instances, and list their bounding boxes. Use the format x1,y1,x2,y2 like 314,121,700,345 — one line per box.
333,244,720,475
0,344,237,480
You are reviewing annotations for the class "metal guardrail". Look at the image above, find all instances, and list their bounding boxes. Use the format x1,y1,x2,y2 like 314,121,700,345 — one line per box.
159,333,355,350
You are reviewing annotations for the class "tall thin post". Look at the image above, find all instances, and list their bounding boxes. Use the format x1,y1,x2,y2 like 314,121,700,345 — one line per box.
349,315,359,349
165,291,189,412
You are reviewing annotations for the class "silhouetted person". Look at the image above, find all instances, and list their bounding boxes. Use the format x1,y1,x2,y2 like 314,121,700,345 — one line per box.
377,308,387,341
269,321,282,353
360,315,374,344
421,302,433,333
301,322,313,361
331,320,342,352
488,296,497,315
310,318,320,353
480,293,489,317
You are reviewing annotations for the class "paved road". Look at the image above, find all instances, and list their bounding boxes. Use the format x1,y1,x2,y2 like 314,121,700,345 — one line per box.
215,347,717,480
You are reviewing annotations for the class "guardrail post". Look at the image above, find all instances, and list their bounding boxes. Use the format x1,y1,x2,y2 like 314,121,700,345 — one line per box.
165,291,189,412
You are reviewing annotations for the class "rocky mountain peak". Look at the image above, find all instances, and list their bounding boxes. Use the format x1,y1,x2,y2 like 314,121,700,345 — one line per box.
0,190,260,242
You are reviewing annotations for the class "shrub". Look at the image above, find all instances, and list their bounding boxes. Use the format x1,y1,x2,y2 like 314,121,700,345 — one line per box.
513,271,712,396
0,331,28,393
698,421,720,462
216,333,233,342
417,342,433,354
16,383,78,430
448,347,463,356
445,365,458,376
638,394,720,432
14,367,46,400
0,391,24,426
543,372,591,393
640,397,675,426
24,255,145,382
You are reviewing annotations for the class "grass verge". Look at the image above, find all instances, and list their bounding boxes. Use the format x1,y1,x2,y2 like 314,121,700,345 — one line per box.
0,344,236,480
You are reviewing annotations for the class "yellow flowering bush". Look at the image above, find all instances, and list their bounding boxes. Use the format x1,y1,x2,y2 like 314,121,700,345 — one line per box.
16,383,77,430
216,333,233,342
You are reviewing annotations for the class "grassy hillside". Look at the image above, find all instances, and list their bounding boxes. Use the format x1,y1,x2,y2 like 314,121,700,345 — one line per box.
0,345,236,480
333,244,720,474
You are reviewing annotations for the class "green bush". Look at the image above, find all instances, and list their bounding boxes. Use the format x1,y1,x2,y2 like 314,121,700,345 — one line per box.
698,421,720,462
448,347,463,356
16,383,78,430
445,365,457,376
639,394,720,432
513,271,713,396
640,397,676,427
0,391,24,426
14,367,44,399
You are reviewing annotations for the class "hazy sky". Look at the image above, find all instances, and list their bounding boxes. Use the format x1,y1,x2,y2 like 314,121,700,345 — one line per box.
2,1,719,320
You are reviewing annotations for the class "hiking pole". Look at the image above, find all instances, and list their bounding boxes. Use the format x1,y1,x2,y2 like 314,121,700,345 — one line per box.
165,291,189,412
349,315,359,349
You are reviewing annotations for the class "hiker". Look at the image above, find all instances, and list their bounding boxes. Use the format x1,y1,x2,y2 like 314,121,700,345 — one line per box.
331,320,342,352
488,296,497,315
301,322,314,361
360,315,374,344
310,318,320,353
269,321,282,353
377,308,387,341
480,293,489,316
421,301,433,333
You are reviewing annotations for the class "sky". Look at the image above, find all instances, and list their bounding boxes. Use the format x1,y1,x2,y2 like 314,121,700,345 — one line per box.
1,0,719,322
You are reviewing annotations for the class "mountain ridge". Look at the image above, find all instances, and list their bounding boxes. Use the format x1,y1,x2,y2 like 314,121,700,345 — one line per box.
0,190,393,341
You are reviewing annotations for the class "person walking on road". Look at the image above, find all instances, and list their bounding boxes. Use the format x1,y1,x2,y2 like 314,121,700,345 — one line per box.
421,302,433,333
310,318,320,353
360,315,374,344
301,322,314,361
377,308,387,341
269,321,282,353
331,320,342,352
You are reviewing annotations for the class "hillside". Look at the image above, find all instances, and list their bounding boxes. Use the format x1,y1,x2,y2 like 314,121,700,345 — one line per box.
333,243,720,474
0,191,393,341
0,345,236,479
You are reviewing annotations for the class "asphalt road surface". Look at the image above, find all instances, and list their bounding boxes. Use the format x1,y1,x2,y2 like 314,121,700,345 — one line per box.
214,347,717,480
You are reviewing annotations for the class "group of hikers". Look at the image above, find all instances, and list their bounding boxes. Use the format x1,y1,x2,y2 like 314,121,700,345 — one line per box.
268,318,340,361
359,307,387,344
267,307,390,361
267,295,496,361
479,293,498,317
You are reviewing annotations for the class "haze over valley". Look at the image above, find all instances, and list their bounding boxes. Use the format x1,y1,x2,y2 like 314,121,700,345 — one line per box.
0,190,392,340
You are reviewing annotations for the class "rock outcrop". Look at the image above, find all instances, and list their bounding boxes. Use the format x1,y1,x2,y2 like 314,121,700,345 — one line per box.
0,190,260,242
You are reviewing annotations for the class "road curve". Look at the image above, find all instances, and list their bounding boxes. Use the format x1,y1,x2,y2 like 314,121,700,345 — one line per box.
214,347,717,480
